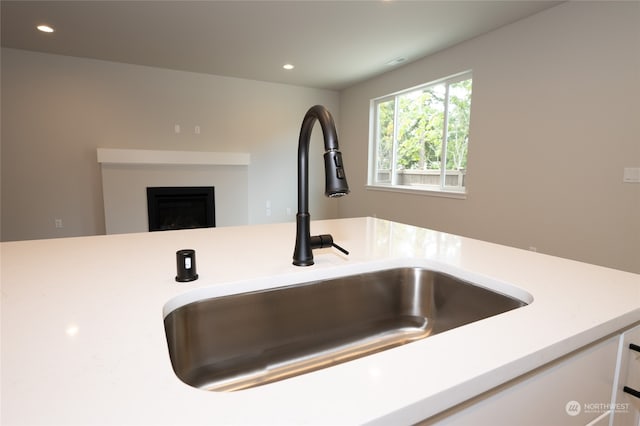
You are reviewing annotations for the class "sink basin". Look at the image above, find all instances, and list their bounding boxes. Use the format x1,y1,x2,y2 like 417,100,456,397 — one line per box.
163,267,528,392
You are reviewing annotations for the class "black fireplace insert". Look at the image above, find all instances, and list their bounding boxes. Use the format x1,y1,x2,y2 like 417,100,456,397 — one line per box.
147,187,215,231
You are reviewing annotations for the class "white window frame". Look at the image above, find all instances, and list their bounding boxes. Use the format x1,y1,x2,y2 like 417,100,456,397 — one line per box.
367,71,472,199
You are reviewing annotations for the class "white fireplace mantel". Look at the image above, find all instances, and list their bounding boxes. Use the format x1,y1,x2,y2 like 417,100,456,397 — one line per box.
97,148,250,166
98,148,250,234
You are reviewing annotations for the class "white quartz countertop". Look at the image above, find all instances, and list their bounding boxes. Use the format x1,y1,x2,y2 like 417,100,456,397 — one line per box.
2,217,639,425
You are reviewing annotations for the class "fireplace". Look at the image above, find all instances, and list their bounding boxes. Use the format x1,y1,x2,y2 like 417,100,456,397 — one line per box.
147,187,215,231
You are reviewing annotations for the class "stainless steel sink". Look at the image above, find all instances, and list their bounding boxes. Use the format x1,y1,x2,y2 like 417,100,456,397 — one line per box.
163,267,528,392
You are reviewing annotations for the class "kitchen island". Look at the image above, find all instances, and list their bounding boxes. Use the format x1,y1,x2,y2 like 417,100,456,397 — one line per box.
2,217,639,425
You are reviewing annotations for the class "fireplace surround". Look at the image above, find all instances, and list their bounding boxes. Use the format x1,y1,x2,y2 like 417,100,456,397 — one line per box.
147,186,215,231
98,149,250,234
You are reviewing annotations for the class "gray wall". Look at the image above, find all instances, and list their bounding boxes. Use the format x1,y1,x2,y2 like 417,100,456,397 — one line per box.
338,1,640,273
1,48,340,240
2,2,638,274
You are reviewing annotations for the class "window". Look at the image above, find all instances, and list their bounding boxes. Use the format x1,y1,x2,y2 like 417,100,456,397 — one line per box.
369,71,472,196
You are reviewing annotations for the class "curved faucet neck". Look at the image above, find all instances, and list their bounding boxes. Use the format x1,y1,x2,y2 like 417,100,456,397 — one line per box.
297,105,339,213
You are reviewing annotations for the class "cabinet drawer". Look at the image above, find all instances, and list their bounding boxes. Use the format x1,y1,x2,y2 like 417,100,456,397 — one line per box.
613,324,640,426
422,336,619,425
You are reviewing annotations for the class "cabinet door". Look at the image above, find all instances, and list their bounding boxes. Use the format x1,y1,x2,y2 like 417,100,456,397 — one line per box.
421,336,619,426
612,324,640,426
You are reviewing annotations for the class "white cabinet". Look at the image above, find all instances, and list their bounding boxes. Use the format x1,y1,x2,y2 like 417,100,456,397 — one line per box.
422,324,640,426
612,324,640,426
421,335,620,425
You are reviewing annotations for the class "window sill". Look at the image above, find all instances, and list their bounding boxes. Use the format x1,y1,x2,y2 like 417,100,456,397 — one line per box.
365,184,467,200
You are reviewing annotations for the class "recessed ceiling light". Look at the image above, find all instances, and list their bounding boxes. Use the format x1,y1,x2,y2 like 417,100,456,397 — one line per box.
283,64,295,70
386,57,407,66
37,25,54,33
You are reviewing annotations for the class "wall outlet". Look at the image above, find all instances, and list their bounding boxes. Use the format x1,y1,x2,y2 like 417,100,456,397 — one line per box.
623,167,640,183
55,218,63,228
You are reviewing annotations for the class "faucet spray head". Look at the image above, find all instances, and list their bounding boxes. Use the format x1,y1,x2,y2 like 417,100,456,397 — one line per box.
324,149,350,197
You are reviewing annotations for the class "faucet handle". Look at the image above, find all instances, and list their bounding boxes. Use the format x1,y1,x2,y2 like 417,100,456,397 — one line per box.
310,234,349,256
331,241,349,256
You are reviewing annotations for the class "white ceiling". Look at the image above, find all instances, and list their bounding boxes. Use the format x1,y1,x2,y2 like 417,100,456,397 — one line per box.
1,1,562,90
